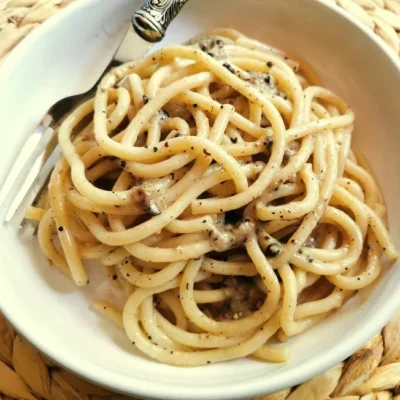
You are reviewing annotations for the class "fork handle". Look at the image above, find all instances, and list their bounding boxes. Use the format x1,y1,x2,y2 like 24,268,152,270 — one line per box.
132,0,190,43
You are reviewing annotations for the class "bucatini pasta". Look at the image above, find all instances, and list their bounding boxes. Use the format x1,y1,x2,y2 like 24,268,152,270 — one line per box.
27,28,398,366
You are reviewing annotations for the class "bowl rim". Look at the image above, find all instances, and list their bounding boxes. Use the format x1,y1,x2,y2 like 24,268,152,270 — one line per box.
1,0,400,399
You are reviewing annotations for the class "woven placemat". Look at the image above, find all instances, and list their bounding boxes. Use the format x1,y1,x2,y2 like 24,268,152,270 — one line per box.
1,0,400,399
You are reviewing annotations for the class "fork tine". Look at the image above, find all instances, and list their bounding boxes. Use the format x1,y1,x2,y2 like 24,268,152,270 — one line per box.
0,92,95,225
13,145,62,228
0,118,54,221
2,62,129,227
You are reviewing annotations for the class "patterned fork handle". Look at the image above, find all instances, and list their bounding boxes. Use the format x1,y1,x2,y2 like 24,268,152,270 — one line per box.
133,0,190,42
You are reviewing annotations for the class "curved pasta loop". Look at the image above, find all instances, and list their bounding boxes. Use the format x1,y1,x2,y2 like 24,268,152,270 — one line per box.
29,29,397,366
256,163,319,221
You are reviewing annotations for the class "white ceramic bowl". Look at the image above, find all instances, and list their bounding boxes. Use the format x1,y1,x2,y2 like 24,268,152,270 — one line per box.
1,0,400,399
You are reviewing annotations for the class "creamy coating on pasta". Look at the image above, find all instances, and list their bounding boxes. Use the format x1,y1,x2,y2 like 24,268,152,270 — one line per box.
26,28,398,366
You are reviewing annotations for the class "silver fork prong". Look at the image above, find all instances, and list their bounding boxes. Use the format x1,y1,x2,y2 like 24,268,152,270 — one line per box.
0,119,54,220
0,89,95,225
14,145,62,228
1,80,124,227
116,76,130,89
6,76,132,225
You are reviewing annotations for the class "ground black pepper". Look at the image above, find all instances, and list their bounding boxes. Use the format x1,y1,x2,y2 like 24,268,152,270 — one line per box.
222,63,235,74
264,243,281,257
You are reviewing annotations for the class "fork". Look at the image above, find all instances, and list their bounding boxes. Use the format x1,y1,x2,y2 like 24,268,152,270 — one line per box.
0,0,190,226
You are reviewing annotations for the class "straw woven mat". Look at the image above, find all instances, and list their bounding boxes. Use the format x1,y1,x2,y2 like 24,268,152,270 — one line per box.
1,0,400,399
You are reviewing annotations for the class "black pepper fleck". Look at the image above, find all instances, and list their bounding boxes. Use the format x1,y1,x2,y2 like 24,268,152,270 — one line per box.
264,243,281,257
222,63,235,74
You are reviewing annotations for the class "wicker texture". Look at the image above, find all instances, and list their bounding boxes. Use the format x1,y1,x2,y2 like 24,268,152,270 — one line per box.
1,311,400,400
1,0,400,399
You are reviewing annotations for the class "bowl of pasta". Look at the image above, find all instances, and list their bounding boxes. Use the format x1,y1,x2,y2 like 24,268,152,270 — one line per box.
0,0,400,399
